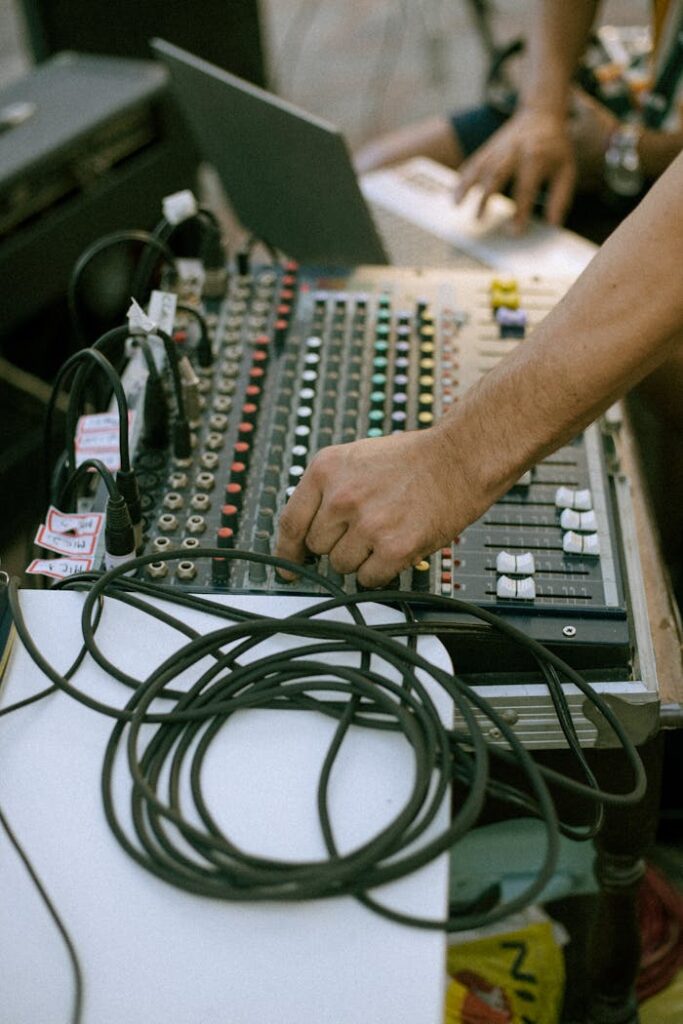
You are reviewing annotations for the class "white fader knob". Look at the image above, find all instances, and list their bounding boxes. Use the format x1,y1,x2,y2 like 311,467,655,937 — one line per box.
516,577,537,600
496,575,536,600
496,551,536,575
562,531,601,557
555,487,593,511
496,575,517,600
560,509,598,532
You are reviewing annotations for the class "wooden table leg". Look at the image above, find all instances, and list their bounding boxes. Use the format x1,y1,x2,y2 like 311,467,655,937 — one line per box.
585,733,664,1024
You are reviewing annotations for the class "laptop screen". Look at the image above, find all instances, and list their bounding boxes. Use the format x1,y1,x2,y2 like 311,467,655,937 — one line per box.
151,38,387,265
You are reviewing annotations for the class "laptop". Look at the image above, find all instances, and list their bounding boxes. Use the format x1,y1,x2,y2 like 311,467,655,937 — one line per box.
152,38,596,277
152,37,391,265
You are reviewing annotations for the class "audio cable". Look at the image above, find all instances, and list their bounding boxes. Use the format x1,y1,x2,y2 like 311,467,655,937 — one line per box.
0,594,105,1024
133,203,227,300
176,302,213,368
67,229,177,347
43,347,131,509
0,801,83,1024
2,546,649,1023
7,548,647,936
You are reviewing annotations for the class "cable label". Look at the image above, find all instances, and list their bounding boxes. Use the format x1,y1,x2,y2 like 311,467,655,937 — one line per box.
46,507,103,536
34,526,99,557
75,412,135,434
75,430,122,452
74,412,136,471
148,290,178,337
26,557,94,579
162,188,198,225
75,450,122,472
176,258,205,292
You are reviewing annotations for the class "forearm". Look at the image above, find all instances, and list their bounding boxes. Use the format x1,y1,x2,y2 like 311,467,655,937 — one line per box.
437,152,683,515
640,128,683,179
521,0,600,114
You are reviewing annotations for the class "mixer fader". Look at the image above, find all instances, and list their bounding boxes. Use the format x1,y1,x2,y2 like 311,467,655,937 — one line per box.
126,263,636,671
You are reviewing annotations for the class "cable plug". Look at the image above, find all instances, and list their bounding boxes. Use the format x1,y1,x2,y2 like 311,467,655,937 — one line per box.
179,355,201,423
173,418,193,462
115,469,143,553
201,226,228,298
196,325,214,369
236,249,250,277
104,494,135,570
142,374,169,449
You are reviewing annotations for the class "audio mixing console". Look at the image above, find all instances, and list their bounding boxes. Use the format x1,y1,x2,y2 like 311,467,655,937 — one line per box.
93,260,647,679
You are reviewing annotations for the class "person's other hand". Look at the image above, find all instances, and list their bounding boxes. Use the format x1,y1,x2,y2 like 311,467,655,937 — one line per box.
275,429,476,588
454,108,577,231
568,88,620,190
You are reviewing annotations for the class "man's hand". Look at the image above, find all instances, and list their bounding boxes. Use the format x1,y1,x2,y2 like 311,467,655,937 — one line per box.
275,429,472,588
568,88,620,190
454,108,577,231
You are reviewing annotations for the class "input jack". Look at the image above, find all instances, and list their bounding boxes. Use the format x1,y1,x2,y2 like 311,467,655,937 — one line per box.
152,536,173,552
195,472,215,491
186,515,206,534
205,433,224,451
176,560,197,580
168,471,188,490
221,360,240,378
209,414,228,432
163,491,184,510
190,493,211,511
146,561,168,579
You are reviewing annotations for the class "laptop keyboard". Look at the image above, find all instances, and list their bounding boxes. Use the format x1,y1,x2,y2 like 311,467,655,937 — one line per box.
370,202,486,269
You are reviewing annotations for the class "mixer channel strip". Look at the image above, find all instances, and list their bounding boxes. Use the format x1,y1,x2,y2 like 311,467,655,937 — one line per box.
127,264,632,670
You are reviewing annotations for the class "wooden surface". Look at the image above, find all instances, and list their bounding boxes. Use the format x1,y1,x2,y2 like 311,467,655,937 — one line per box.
618,404,683,706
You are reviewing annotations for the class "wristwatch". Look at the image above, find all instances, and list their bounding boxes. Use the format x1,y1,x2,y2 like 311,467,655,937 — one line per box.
604,124,644,197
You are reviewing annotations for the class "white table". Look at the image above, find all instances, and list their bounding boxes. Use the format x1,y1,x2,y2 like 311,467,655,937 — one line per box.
0,591,452,1024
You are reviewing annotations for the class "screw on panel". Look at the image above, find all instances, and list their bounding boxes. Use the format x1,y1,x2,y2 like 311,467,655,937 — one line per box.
562,625,577,638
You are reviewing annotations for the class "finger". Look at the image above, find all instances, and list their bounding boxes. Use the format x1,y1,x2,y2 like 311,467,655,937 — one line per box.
274,475,323,579
544,160,577,226
354,525,424,588
328,531,373,577
355,546,409,590
454,151,487,203
510,160,545,231
476,176,502,220
305,505,348,556
475,158,516,220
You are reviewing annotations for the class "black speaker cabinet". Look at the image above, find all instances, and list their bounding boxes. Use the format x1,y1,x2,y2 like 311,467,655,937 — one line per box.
20,0,266,87
0,52,199,361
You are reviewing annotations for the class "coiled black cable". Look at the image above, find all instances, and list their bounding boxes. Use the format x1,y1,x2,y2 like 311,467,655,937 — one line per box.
8,548,647,939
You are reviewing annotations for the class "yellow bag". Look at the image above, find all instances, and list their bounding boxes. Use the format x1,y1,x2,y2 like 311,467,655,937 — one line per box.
640,970,683,1023
445,915,565,1024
